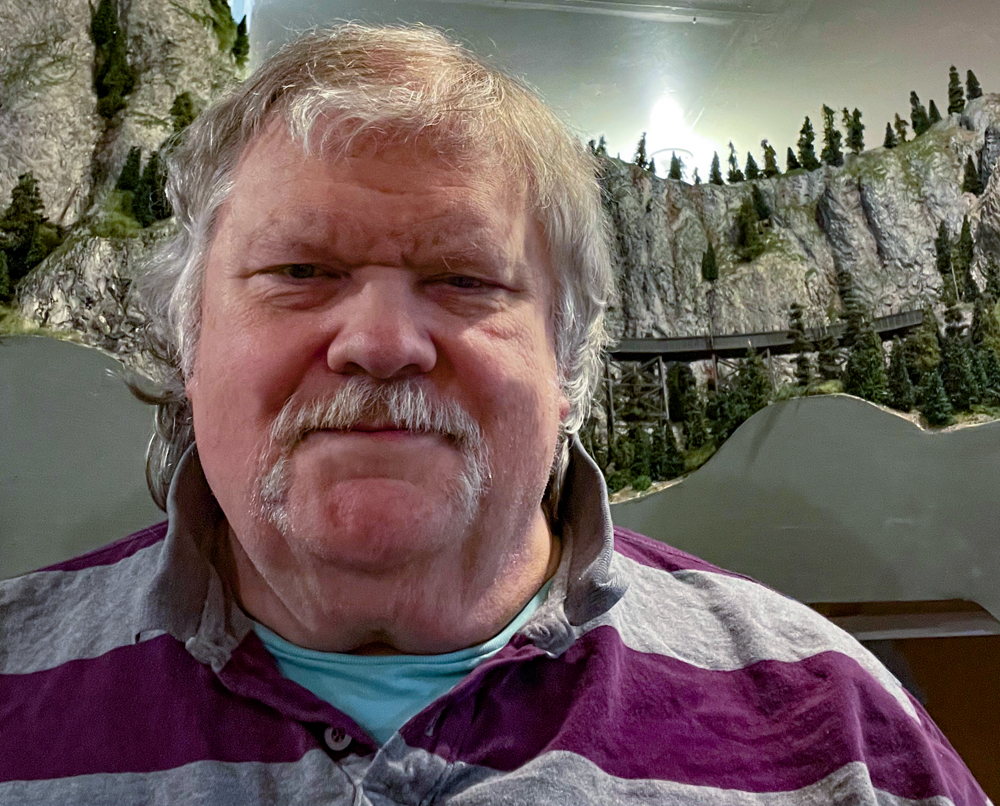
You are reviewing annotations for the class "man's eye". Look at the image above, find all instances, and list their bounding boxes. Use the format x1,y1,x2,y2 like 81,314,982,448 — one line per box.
443,275,486,289
278,264,319,279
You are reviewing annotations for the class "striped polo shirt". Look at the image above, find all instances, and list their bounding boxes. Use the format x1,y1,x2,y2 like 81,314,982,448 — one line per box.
0,437,990,805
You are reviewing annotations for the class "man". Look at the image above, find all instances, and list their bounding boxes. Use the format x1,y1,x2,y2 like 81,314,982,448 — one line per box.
0,23,990,806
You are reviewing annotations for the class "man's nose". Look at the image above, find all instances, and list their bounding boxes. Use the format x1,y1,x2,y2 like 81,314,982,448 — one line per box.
325,270,437,379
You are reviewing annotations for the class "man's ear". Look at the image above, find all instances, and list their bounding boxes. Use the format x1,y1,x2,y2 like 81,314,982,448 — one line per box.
559,395,571,423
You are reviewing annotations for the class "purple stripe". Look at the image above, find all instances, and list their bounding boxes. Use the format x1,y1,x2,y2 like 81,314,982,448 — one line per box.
0,633,321,781
402,626,987,804
38,522,169,573
613,526,754,582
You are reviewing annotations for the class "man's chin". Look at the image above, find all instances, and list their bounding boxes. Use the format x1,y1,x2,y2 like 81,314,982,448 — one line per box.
276,479,480,567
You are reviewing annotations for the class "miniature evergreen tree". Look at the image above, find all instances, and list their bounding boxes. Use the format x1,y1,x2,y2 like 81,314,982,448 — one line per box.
971,292,1000,356
820,105,844,167
650,423,685,481
0,172,46,286
928,100,942,125
894,114,909,143
114,147,142,193
648,157,657,176
935,220,959,305
797,117,821,170
918,368,953,425
883,122,898,149
232,15,250,67
786,147,800,171
761,140,780,177
692,168,701,185
169,92,198,133
940,334,979,411
948,66,965,115
843,108,865,155
816,327,841,381
727,142,744,183
90,0,116,46
633,132,648,170
843,324,888,404
954,215,978,301
903,306,942,382
668,152,683,180
967,69,983,100
962,155,984,195
709,152,724,185
701,241,718,283
92,0,136,119
595,135,608,156
886,338,916,410
837,267,865,349
751,184,772,222
133,151,172,227
788,302,814,387
628,422,652,480
744,153,760,180
910,92,930,136
735,196,764,261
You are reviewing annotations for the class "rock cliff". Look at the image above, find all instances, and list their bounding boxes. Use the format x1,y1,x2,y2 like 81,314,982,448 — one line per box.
603,95,1000,342
5,4,1000,368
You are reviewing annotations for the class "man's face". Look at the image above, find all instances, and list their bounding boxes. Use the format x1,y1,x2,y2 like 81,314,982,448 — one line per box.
187,119,568,577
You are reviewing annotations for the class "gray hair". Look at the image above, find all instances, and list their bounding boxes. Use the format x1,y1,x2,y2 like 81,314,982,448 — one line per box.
134,22,616,516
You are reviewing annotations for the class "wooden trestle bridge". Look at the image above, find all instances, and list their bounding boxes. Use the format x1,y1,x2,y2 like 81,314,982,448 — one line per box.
602,309,924,433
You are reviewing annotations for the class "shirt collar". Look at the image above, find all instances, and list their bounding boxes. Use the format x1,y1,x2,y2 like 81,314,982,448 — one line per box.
137,434,627,665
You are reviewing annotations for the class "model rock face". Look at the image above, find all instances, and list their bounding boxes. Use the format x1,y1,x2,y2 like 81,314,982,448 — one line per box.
602,94,1000,345
5,1,1000,363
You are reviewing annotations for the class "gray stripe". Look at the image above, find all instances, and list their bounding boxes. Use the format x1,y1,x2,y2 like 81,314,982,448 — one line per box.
1,749,966,806
434,752,959,806
0,749,366,806
0,541,165,675
581,555,917,719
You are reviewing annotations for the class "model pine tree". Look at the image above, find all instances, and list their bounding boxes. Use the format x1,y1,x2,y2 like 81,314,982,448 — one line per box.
133,151,172,228
843,324,888,404
650,424,685,481
816,327,841,381
786,147,800,171
709,152,724,185
744,153,760,180
788,302,814,387
967,69,983,100
727,142,745,183
886,338,915,411
668,152,683,180
820,105,844,167
114,147,142,192
92,0,136,119
948,66,965,115
971,292,1000,356
692,168,701,185
935,221,959,305
232,16,250,67
894,114,909,143
701,241,718,283
843,108,865,155
883,122,897,149
954,215,978,301
962,156,983,195
903,306,942,382
735,196,764,261
0,172,46,286
648,157,657,176
751,184,772,222
928,100,942,125
836,267,865,349
940,336,979,411
797,117,821,170
918,368,953,425
761,140,780,177
633,132,648,170
170,92,198,133
910,92,930,136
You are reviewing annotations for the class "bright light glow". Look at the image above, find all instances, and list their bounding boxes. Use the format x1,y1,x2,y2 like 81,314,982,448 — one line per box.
647,93,723,181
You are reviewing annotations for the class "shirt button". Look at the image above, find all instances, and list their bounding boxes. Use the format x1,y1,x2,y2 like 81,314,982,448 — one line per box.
324,726,352,752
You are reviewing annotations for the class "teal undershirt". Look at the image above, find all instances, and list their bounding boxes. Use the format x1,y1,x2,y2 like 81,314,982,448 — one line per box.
253,579,552,745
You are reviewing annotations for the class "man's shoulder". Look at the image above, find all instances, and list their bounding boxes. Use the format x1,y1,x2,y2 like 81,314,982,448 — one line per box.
0,522,170,676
